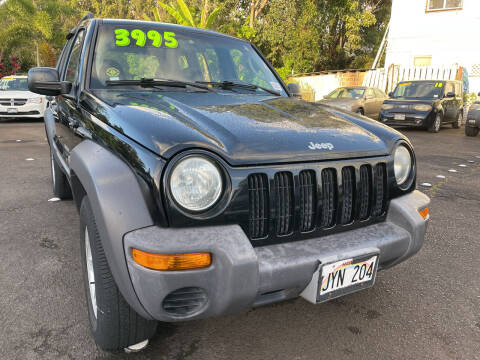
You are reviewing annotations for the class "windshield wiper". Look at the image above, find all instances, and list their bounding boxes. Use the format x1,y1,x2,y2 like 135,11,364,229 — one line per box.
196,80,281,96
105,78,213,92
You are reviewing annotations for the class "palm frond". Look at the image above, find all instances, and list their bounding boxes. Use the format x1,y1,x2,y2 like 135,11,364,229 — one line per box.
158,2,188,26
176,0,195,27
205,6,222,29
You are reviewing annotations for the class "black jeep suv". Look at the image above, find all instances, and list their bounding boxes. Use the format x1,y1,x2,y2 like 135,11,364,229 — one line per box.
28,15,430,352
380,80,464,133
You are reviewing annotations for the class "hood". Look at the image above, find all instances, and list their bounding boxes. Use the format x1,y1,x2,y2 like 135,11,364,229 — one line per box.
0,90,42,99
86,90,400,166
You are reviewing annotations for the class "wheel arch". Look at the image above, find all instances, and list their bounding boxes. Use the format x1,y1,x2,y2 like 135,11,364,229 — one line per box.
70,139,155,319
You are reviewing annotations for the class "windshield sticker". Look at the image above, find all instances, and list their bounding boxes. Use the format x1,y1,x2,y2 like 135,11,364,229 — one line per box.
114,29,178,48
434,82,443,88
399,82,411,86
106,67,120,77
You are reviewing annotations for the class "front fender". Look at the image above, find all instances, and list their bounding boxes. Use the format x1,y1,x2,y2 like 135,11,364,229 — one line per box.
70,140,155,319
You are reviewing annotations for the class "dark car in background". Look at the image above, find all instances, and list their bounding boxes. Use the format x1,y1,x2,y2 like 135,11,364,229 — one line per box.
319,86,387,119
380,80,464,133
465,94,480,137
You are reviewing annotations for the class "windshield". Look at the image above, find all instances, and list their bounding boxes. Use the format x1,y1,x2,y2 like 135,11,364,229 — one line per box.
326,88,365,99
91,23,287,96
392,81,444,99
0,78,28,91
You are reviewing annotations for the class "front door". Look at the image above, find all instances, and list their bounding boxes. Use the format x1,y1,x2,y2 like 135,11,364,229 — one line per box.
55,29,86,165
443,82,456,122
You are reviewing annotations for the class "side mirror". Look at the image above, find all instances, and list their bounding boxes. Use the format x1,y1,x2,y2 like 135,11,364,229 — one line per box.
388,92,394,98
445,91,455,98
28,67,71,96
287,83,302,98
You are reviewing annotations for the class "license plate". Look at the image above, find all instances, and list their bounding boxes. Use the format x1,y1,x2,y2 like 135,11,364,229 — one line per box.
394,113,405,120
7,108,18,114
316,254,378,303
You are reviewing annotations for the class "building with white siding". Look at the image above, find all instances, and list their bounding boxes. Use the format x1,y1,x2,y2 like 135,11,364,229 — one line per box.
385,0,480,93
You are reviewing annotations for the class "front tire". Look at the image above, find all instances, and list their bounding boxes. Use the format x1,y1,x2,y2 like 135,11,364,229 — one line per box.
428,113,442,133
452,112,462,129
79,197,157,351
50,151,72,199
356,108,364,115
465,125,479,137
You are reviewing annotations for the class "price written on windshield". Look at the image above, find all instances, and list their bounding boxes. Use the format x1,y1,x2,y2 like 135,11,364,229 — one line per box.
114,29,178,49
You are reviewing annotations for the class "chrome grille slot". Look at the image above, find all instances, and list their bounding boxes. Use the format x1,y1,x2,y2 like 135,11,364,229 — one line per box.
299,170,316,232
358,165,372,220
320,168,337,228
372,163,387,217
341,167,355,224
248,174,269,239
273,172,294,236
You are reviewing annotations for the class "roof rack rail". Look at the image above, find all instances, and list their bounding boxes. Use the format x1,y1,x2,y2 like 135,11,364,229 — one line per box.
66,27,77,40
80,13,94,22
66,13,94,40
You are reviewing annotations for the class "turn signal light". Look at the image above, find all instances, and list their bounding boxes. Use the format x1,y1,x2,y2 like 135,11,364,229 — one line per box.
418,207,429,220
132,249,211,271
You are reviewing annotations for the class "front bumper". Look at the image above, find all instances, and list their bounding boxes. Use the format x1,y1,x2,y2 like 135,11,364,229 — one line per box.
123,190,430,322
380,111,433,127
0,103,45,118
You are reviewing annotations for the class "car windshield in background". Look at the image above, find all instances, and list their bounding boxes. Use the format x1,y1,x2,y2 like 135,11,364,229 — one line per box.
91,23,287,96
326,88,365,99
392,81,444,99
0,78,28,91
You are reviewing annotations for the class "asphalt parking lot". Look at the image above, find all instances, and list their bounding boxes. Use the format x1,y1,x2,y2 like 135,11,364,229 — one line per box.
0,119,479,360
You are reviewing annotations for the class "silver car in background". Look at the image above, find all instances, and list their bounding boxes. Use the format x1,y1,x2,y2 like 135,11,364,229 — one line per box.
319,86,388,120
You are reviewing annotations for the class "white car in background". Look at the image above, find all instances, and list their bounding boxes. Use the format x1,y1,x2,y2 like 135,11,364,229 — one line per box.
0,75,47,119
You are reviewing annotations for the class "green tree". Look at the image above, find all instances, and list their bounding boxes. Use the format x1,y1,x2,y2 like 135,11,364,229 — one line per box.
158,0,222,29
0,0,78,70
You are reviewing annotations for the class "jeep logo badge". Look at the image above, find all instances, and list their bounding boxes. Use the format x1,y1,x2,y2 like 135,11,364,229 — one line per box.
308,142,334,151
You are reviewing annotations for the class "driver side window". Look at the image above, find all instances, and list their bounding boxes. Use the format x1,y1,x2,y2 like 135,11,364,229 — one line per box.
63,30,86,84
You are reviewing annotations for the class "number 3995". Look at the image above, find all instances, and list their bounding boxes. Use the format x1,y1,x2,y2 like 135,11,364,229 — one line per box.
114,29,178,49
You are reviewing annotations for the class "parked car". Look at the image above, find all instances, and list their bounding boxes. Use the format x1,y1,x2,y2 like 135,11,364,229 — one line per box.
0,75,46,119
318,86,388,119
465,94,480,137
28,15,430,353
380,80,464,133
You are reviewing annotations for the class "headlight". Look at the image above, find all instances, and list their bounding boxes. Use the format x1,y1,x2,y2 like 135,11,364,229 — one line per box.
170,156,222,212
413,104,432,112
382,104,394,110
28,97,43,104
394,145,412,185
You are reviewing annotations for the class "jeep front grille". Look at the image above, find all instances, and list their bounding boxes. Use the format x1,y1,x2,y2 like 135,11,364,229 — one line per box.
247,162,388,243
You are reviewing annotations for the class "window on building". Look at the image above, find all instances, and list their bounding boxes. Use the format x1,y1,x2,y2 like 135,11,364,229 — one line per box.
414,56,432,67
471,64,480,77
427,0,463,11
